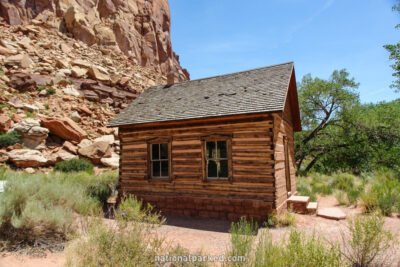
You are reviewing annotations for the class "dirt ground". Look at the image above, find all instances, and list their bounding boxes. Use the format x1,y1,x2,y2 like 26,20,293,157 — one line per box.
1,196,399,267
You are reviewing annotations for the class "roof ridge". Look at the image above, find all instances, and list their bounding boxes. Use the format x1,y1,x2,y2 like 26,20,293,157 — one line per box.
152,61,294,89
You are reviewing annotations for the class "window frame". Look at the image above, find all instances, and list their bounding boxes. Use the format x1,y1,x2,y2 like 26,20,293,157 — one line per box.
146,137,172,181
201,134,232,182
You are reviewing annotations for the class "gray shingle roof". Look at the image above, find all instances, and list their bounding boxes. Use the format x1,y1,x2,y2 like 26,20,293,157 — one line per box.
108,62,294,127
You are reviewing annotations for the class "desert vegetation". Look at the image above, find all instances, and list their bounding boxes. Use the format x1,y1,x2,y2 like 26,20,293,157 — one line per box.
296,170,400,216
0,168,118,253
225,213,396,267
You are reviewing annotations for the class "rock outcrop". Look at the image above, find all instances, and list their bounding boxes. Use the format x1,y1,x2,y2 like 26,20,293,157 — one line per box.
8,149,48,167
40,116,87,143
0,0,189,81
11,119,49,149
78,140,111,164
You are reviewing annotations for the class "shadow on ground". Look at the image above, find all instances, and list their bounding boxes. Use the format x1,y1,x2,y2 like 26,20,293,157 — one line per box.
164,215,233,233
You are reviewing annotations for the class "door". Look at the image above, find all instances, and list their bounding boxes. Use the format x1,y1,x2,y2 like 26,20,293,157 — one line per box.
283,136,291,196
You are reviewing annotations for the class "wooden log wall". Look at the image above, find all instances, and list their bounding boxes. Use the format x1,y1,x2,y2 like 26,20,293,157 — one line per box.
273,97,297,212
118,113,277,221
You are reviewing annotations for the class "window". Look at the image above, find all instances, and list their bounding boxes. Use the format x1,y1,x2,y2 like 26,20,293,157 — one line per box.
150,143,169,179
204,139,231,180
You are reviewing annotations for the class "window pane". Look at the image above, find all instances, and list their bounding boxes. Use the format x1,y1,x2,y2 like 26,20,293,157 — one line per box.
206,141,215,159
217,141,227,158
152,161,160,177
152,144,159,160
219,160,229,178
161,161,169,177
207,160,218,177
160,143,168,159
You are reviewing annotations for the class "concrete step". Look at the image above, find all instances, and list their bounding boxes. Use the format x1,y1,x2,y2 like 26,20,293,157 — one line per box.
306,202,318,214
287,195,310,214
317,207,346,220
287,195,310,203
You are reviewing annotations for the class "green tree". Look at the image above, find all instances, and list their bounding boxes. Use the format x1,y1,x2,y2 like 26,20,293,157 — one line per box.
295,69,359,172
384,0,400,92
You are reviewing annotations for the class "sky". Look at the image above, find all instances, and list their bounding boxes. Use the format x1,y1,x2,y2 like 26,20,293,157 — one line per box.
169,0,400,103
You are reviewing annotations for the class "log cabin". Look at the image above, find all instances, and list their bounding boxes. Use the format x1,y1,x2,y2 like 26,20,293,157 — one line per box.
108,62,302,221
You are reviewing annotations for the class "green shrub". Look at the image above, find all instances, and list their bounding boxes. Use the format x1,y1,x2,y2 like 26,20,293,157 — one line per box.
0,131,21,147
340,212,395,267
37,85,45,91
0,172,100,250
332,172,355,191
44,104,50,110
228,217,258,267
247,229,342,267
65,171,119,206
334,190,349,206
116,195,165,225
46,87,56,95
265,211,296,228
24,110,35,118
0,103,10,109
296,179,317,201
361,177,399,216
55,158,94,173
346,186,362,206
66,197,166,267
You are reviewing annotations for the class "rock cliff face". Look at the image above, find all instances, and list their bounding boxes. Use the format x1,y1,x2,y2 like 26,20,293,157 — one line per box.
0,0,189,81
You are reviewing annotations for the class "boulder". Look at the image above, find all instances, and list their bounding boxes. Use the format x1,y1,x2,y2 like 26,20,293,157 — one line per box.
94,134,114,145
0,115,13,133
63,141,78,154
56,149,78,161
40,116,87,142
78,139,92,149
88,65,110,81
23,104,39,113
56,58,70,69
62,85,80,96
101,152,119,168
25,167,35,174
7,73,49,93
76,106,93,116
8,149,48,168
0,45,17,55
71,111,81,122
11,118,49,150
71,66,88,78
72,59,91,68
78,140,111,164
5,54,33,68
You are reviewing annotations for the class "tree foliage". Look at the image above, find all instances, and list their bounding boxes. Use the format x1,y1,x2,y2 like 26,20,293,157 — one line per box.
295,70,400,174
295,69,359,172
384,0,400,92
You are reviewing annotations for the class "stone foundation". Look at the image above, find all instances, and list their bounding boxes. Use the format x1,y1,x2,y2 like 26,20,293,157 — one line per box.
130,194,274,222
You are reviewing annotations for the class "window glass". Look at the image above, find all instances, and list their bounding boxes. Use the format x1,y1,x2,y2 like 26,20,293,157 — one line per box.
151,143,169,178
207,160,218,177
152,144,159,160
217,141,227,158
205,140,229,180
152,161,160,177
160,143,168,159
219,160,229,178
206,141,215,159
161,161,169,177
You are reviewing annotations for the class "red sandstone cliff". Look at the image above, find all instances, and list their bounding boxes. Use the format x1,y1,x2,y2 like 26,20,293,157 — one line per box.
0,0,189,81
